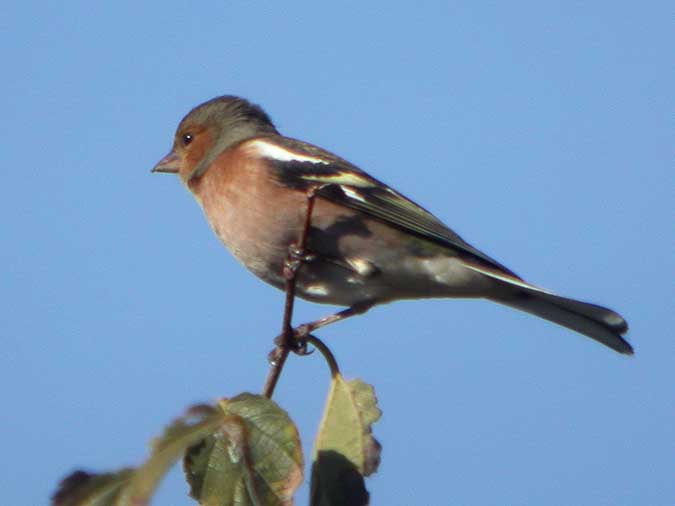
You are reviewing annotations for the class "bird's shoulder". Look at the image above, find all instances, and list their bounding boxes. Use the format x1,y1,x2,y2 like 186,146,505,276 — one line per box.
241,135,373,186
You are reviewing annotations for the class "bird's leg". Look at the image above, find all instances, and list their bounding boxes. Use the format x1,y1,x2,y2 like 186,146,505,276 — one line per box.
272,302,374,354
291,301,375,341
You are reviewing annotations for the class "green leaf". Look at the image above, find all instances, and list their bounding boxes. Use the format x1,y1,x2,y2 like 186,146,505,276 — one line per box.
120,404,228,505
184,393,304,506
51,404,231,506
52,469,134,506
310,376,382,506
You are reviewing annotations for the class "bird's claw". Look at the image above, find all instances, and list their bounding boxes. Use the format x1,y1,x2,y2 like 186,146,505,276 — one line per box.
288,243,317,263
272,326,314,357
267,341,311,363
289,338,313,356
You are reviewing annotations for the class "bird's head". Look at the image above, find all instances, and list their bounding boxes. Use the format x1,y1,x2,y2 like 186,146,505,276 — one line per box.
152,95,278,183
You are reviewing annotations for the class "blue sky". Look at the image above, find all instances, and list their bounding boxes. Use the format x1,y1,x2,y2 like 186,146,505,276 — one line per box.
2,2,673,505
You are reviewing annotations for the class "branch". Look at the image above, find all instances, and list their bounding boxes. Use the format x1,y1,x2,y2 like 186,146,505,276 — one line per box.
262,188,318,398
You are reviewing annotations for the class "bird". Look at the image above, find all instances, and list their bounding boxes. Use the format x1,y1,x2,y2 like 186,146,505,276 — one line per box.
152,95,632,355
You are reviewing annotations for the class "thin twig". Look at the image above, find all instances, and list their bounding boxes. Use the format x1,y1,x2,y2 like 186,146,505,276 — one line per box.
262,188,318,398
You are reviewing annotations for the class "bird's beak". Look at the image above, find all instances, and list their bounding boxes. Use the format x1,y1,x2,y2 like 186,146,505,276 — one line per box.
151,151,180,174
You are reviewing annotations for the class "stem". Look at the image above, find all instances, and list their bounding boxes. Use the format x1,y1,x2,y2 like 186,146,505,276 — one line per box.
262,189,318,398
305,335,340,378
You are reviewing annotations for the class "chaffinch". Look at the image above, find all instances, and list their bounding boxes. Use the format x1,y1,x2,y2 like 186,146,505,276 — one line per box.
152,95,632,355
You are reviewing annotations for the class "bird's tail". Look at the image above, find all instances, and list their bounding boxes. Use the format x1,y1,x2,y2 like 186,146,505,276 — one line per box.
464,264,633,354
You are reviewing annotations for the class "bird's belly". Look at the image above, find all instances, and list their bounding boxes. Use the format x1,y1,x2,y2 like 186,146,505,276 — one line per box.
293,253,492,307
214,230,490,307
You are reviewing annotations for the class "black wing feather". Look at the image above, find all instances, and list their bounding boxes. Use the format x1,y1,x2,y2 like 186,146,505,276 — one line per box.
263,136,520,278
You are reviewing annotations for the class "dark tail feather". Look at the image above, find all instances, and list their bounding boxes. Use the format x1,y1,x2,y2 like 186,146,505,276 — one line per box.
491,286,633,355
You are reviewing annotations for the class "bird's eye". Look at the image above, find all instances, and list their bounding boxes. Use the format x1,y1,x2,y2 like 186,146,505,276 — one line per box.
182,133,194,146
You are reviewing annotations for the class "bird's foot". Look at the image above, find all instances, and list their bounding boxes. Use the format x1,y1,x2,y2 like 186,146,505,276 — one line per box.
288,243,317,263
272,328,314,357
283,243,316,279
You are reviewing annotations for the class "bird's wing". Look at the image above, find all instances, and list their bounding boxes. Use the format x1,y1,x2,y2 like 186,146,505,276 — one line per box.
249,136,521,278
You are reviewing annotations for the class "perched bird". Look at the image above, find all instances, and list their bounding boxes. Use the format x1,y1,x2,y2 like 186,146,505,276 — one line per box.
152,95,632,354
